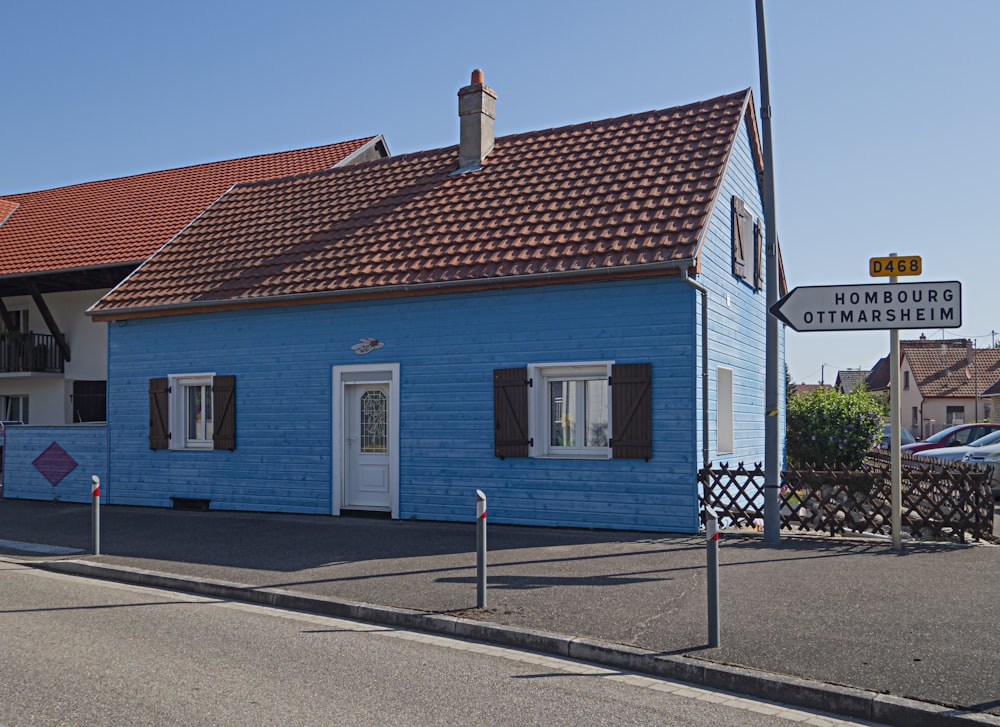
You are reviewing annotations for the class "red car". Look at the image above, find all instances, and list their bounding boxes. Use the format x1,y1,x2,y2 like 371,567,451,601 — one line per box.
901,422,1000,455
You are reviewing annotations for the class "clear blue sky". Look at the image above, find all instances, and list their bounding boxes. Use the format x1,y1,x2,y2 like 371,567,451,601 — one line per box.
2,0,997,383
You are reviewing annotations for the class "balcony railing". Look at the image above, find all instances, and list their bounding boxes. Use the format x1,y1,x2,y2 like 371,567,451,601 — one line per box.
0,333,65,374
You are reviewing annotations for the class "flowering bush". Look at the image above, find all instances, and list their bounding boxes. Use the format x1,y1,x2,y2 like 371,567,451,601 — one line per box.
786,386,883,469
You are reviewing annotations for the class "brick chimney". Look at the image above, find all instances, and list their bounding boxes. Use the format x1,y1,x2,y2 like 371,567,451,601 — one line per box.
457,69,496,171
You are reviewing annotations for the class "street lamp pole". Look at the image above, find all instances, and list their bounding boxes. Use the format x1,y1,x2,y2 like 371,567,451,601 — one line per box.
756,0,782,544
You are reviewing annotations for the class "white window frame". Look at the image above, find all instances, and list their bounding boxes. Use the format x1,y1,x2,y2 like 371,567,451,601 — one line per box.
0,394,28,423
168,373,215,451
527,361,612,459
717,366,734,455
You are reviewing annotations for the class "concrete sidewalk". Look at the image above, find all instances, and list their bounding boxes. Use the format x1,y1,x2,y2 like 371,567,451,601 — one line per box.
1,499,997,726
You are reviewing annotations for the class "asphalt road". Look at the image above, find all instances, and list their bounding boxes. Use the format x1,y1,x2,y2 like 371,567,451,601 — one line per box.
0,561,883,727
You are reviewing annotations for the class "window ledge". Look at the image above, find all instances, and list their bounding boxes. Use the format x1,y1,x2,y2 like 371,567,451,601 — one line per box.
532,453,611,461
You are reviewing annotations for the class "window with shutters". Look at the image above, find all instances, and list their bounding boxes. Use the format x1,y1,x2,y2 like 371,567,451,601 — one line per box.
149,373,235,451
493,362,651,460
732,196,761,289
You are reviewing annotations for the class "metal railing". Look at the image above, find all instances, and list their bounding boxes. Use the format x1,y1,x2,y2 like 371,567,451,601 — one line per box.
0,333,65,373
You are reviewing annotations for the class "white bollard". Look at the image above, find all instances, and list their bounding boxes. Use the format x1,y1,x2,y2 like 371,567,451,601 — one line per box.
91,475,101,555
706,509,720,647
476,489,487,608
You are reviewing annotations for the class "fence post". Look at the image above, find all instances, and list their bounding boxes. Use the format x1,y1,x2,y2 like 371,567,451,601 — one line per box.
91,475,100,555
476,489,487,609
706,508,720,648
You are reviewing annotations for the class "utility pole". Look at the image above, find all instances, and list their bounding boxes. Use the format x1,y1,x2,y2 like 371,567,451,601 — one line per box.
756,0,781,544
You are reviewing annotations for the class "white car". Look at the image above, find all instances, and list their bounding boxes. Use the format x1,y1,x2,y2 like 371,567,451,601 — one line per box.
961,442,1000,494
916,429,1000,462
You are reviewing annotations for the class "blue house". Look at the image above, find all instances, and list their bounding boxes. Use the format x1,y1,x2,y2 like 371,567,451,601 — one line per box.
79,71,784,533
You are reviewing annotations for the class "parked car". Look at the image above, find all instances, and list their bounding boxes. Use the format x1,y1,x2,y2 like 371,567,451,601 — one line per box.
901,422,1000,455
879,423,916,449
961,443,1000,494
917,429,1000,462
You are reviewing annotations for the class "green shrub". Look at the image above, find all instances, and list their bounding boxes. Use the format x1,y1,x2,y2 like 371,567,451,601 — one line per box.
786,386,882,469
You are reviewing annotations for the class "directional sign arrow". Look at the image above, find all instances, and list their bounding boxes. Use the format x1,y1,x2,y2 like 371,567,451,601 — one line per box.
770,280,962,332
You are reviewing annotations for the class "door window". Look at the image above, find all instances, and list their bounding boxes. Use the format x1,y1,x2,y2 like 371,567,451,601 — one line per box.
360,390,387,453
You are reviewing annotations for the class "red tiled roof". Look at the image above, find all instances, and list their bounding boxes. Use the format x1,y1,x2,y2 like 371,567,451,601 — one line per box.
0,138,378,277
91,90,756,317
903,339,1000,398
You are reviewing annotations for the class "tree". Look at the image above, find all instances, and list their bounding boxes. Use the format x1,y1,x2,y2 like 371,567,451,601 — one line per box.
786,385,883,469
785,367,796,400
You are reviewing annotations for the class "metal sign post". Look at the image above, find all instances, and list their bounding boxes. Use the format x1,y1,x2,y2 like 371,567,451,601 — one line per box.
770,256,957,551
888,256,903,550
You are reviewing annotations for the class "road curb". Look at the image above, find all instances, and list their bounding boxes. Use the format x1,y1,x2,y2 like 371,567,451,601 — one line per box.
27,558,1000,727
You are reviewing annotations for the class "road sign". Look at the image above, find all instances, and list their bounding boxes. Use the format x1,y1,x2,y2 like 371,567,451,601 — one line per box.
870,255,921,277
770,280,961,332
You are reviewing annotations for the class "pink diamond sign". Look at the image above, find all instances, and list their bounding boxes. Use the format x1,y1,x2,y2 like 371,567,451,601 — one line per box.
32,442,78,487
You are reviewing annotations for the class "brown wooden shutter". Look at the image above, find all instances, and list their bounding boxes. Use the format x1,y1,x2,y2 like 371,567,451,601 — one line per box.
754,217,764,290
731,196,746,279
212,375,236,451
611,363,652,460
149,377,169,450
493,368,530,458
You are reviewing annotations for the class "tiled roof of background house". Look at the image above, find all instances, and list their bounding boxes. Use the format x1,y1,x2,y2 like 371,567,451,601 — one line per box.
866,355,890,391
904,339,1000,398
836,369,868,393
0,138,379,277
91,90,761,317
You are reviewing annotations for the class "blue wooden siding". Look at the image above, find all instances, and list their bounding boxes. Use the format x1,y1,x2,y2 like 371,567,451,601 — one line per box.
104,278,700,532
3,425,108,502
693,115,785,471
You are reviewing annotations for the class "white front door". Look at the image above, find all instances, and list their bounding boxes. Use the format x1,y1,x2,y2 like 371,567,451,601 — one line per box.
344,383,391,511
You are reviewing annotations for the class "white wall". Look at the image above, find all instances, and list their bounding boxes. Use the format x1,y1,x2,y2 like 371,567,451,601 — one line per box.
0,289,108,425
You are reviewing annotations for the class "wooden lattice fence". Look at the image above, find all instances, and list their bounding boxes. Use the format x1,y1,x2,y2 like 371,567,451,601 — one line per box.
699,455,995,542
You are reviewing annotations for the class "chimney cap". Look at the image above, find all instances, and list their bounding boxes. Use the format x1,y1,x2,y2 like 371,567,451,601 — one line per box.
471,69,484,84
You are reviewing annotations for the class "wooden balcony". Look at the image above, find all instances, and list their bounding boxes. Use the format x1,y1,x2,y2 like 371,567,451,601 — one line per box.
0,333,65,374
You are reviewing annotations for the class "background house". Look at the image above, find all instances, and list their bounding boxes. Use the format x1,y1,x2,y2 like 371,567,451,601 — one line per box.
10,74,786,533
0,137,388,425
898,337,999,437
